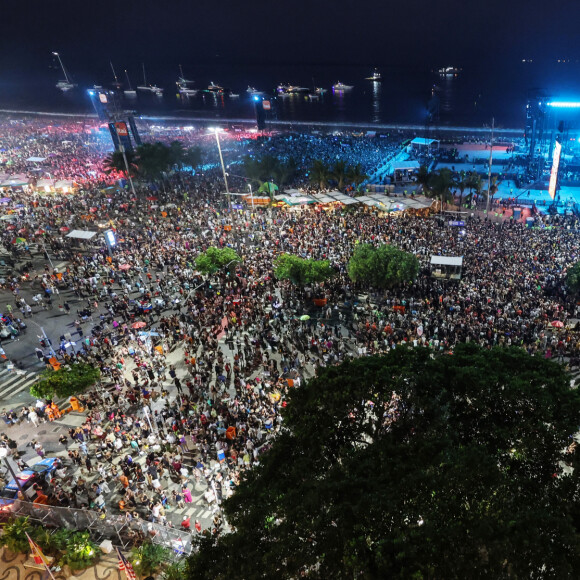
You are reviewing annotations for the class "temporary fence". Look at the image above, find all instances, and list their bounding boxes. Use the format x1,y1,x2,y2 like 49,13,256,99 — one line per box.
9,499,193,559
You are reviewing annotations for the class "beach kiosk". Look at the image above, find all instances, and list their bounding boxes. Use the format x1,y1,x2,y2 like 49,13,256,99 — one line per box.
430,255,463,280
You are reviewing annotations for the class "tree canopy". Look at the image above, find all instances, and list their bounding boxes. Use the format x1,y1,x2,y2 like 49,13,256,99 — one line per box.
186,345,580,579
195,247,241,276
273,253,335,286
566,261,580,296
30,362,101,400
347,243,419,289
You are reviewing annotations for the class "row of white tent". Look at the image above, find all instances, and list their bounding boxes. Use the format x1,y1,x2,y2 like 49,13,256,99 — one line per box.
276,189,434,212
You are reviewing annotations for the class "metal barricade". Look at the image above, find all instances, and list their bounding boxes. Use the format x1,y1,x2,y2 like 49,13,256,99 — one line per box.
9,500,193,559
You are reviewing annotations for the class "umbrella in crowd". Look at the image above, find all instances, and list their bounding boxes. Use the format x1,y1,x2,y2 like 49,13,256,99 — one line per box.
12,237,26,244
118,264,131,270
551,320,564,328
59,226,69,232
131,321,147,329
300,315,310,321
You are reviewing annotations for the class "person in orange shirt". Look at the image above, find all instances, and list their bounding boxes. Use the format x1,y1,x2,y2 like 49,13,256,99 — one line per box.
119,474,129,489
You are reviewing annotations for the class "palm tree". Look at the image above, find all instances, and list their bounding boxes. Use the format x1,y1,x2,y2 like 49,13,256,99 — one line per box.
488,175,500,205
242,156,265,187
103,150,137,179
427,168,455,207
330,160,348,191
457,170,467,207
416,165,431,193
168,141,186,172
309,159,330,190
346,163,368,191
259,155,280,182
273,158,298,188
183,146,203,173
136,142,172,183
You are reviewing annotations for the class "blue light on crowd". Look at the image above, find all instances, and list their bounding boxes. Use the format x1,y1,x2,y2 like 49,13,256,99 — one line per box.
253,95,260,101
547,102,580,108
88,91,95,96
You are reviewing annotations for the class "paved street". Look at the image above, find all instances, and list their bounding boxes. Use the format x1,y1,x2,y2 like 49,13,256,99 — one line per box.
0,246,225,532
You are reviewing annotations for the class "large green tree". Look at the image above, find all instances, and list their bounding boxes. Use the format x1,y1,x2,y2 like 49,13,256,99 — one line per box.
273,253,334,286
347,243,419,289
30,362,101,400
566,261,580,296
186,345,580,579
195,247,241,275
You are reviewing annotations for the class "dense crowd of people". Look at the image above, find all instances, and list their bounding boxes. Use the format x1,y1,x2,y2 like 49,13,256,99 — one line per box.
1,114,580,540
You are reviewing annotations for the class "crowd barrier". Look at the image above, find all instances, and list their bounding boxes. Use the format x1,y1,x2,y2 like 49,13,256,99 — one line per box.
9,499,194,559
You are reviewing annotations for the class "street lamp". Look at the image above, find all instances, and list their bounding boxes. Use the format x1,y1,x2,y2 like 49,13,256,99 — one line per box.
209,128,231,211
27,318,57,358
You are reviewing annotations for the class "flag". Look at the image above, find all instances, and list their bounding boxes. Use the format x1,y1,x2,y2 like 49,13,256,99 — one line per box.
26,532,50,566
117,547,137,580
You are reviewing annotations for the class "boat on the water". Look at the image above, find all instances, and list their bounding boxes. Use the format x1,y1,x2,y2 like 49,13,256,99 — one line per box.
177,65,197,96
52,52,76,92
247,86,265,95
438,66,461,75
206,82,231,94
124,70,137,97
333,81,353,91
137,64,164,96
286,85,309,93
110,62,122,90
365,68,381,81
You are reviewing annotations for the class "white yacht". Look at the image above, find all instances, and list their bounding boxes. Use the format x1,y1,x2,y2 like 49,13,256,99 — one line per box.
177,65,197,96
52,52,76,92
365,69,382,81
333,81,353,90
136,64,164,96
438,66,461,75
247,86,265,95
123,70,137,97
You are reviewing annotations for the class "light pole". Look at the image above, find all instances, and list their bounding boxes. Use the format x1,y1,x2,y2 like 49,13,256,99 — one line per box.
486,117,495,215
27,318,57,358
211,128,231,211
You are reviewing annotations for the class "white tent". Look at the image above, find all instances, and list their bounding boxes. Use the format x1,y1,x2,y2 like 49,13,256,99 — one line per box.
391,160,421,171
54,180,74,190
430,255,463,280
35,179,54,189
1,175,29,187
66,230,98,240
409,138,439,150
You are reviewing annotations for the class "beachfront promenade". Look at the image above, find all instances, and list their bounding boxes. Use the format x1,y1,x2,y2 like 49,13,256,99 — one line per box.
0,108,524,135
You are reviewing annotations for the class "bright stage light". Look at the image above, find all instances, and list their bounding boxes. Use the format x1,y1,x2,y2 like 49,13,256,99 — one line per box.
547,102,580,108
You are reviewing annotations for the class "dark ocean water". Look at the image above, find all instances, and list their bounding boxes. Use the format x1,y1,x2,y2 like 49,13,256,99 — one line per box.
2,62,580,129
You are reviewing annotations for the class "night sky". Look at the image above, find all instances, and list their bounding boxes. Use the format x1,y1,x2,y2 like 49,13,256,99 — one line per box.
1,0,579,78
